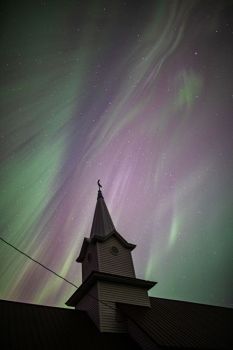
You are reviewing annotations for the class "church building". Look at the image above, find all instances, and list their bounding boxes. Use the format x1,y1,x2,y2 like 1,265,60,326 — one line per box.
1,184,233,349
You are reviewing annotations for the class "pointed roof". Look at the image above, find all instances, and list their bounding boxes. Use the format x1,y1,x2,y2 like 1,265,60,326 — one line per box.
90,189,115,239
76,186,136,262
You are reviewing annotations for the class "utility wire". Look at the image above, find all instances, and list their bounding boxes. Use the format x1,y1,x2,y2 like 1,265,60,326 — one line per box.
0,236,119,313
0,236,78,288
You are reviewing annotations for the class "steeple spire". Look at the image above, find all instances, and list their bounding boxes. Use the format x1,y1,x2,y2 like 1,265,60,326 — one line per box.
67,182,156,333
90,180,115,238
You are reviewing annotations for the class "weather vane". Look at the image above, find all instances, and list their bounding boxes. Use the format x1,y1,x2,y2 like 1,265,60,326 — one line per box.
97,179,102,191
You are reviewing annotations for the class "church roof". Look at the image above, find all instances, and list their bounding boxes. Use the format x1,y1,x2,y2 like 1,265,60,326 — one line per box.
0,299,141,350
2,297,233,349
119,297,233,349
90,189,115,238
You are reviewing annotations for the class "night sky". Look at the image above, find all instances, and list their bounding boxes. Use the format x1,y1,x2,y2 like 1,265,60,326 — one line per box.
0,0,233,308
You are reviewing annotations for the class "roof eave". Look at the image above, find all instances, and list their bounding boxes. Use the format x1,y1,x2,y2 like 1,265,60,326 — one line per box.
93,230,136,250
76,231,136,263
66,271,157,307
76,238,90,262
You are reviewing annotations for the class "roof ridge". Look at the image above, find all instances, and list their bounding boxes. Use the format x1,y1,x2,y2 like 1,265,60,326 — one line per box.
149,296,233,310
0,298,80,311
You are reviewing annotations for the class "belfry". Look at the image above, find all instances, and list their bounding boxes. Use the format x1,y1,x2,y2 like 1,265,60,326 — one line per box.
66,181,156,332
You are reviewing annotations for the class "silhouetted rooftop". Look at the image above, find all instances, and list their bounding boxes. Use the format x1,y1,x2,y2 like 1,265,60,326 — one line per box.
119,297,233,349
0,299,141,350
1,297,233,349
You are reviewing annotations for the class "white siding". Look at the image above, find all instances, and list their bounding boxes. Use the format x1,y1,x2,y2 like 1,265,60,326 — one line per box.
98,281,151,307
97,281,150,333
97,236,135,278
77,235,151,333
99,301,127,333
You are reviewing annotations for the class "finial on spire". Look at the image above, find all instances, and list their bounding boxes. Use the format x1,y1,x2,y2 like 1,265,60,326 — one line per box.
97,179,102,190
97,179,103,199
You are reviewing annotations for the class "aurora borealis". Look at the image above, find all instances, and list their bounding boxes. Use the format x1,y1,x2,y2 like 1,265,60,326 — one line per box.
0,0,233,308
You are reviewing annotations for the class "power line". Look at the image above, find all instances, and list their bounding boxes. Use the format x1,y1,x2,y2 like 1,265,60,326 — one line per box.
0,236,78,288
0,236,118,313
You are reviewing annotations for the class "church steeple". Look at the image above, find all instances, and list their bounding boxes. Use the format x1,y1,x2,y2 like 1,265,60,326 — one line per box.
66,182,156,333
90,181,115,238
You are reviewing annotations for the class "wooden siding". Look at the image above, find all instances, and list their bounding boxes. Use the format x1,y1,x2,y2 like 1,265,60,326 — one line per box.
78,234,151,333
99,301,127,333
97,236,136,278
97,281,150,333
75,283,100,329
82,243,99,281
75,280,150,333
98,281,151,307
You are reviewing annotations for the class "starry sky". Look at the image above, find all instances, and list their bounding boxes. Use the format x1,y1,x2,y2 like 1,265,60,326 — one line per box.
0,0,233,308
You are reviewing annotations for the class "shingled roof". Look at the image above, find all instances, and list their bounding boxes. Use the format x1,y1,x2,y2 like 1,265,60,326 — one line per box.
119,297,233,349
0,299,141,350
1,296,233,349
